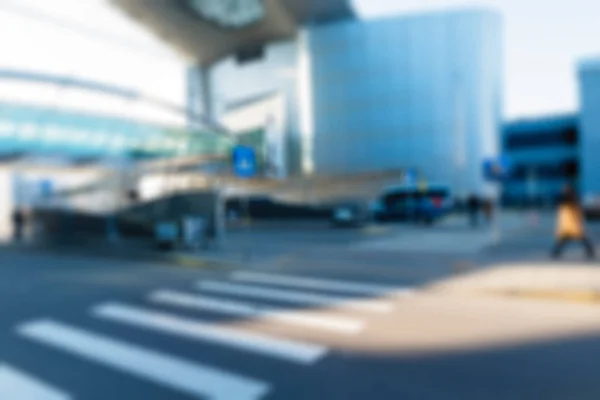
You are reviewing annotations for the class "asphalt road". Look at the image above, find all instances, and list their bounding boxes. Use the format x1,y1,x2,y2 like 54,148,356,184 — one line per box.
0,249,419,400
1,219,600,400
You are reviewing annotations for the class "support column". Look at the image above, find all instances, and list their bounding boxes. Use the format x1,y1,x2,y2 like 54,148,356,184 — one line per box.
186,66,213,130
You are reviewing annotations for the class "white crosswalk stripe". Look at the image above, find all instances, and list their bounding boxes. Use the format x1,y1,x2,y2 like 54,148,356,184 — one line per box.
197,281,394,313
93,302,328,365
17,319,270,400
0,364,71,400
230,271,404,295
150,290,365,334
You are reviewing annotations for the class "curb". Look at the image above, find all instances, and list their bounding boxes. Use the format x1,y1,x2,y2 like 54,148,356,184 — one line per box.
493,289,600,304
0,243,235,271
167,253,241,270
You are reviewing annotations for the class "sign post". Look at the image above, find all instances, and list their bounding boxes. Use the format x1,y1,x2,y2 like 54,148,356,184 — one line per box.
233,145,257,223
404,169,418,186
232,145,257,262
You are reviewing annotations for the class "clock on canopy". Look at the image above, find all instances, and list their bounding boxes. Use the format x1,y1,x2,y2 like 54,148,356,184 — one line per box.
188,0,265,29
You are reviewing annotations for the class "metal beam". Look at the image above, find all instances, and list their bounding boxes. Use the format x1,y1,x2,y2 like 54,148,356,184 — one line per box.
0,69,231,135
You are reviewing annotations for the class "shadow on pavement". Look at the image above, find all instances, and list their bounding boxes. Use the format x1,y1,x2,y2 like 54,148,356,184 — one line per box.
323,331,600,400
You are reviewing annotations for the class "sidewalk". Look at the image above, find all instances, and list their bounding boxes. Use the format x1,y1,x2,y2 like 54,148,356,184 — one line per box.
428,261,600,304
352,212,535,255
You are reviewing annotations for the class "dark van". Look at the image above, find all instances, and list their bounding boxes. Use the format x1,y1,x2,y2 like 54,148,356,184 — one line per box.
371,184,453,224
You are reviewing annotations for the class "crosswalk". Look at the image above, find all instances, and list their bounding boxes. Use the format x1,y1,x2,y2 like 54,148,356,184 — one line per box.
18,320,269,400
230,272,399,295
92,302,327,365
197,281,395,313
149,290,365,334
5,271,411,399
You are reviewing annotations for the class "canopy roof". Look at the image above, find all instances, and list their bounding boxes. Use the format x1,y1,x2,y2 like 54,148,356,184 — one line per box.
111,0,355,65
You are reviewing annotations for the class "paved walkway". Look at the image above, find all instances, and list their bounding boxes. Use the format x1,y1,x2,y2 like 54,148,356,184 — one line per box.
428,261,600,303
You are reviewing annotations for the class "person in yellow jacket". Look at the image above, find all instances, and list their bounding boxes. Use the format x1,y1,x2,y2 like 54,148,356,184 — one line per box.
551,186,595,259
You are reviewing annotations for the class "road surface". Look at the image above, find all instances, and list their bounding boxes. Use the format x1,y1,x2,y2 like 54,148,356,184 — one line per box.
0,218,600,399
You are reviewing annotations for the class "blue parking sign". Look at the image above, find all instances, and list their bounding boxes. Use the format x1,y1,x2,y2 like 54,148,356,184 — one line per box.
233,145,256,179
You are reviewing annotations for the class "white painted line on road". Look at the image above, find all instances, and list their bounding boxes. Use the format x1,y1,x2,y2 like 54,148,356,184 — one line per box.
267,312,364,334
0,364,71,400
17,320,269,400
93,303,328,365
230,271,404,295
151,290,257,315
150,290,365,335
197,281,394,314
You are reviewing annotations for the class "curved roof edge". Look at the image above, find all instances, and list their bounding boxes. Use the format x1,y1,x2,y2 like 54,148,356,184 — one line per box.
579,57,600,73
0,68,229,134
110,0,355,66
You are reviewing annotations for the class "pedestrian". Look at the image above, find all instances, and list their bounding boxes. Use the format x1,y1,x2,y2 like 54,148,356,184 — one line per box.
12,207,25,243
467,194,480,227
551,185,595,259
482,198,494,225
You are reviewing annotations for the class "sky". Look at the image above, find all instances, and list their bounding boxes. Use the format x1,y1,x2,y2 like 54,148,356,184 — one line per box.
353,0,600,119
1,0,599,121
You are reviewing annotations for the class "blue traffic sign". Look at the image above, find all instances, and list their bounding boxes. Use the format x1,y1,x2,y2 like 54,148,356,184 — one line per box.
39,179,53,198
483,156,512,182
233,145,257,178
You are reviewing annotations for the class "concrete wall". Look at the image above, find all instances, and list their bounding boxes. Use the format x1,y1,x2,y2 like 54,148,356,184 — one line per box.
579,61,600,200
202,40,303,176
187,66,213,130
304,9,503,195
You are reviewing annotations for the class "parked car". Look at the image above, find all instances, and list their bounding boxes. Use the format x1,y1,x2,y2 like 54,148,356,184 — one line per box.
372,184,453,224
331,201,370,228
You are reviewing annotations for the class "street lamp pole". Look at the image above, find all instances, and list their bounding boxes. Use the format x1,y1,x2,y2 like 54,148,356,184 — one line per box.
453,72,467,200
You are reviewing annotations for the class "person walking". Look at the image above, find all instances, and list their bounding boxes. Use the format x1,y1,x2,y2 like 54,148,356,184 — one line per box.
467,194,480,227
11,207,25,243
482,198,494,225
551,185,595,259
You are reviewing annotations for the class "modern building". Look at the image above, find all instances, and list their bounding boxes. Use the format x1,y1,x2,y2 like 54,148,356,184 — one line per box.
500,57,600,208
305,10,502,195
0,70,232,164
502,115,579,206
113,1,503,195
0,70,234,239
578,59,600,202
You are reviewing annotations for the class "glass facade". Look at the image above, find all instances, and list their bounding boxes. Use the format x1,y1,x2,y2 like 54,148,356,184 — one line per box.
304,9,503,194
502,115,579,206
0,102,233,160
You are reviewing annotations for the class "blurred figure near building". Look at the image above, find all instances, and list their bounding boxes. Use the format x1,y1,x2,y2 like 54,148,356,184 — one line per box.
467,194,481,227
11,207,25,243
482,198,494,225
551,185,595,259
